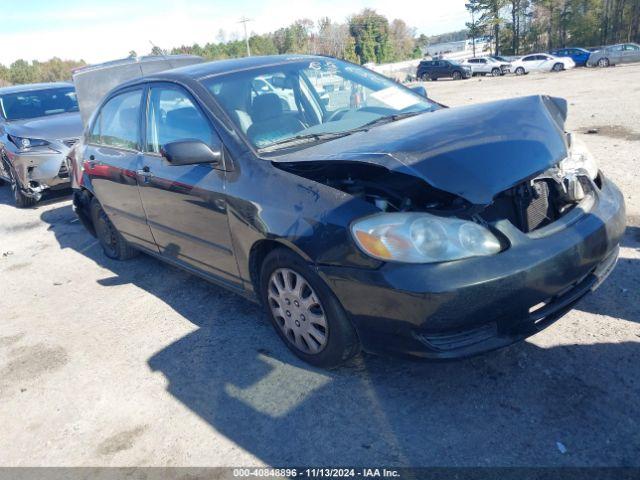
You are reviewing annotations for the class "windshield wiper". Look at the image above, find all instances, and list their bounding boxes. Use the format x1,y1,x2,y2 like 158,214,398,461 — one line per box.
258,131,354,152
258,111,428,153
351,110,427,132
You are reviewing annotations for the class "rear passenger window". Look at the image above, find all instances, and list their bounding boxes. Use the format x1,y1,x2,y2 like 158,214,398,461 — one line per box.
146,86,212,153
90,90,142,150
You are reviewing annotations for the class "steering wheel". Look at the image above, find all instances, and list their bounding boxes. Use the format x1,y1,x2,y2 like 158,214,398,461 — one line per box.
325,108,351,122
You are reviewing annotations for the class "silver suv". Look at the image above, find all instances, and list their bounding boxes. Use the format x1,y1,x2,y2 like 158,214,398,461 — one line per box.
0,83,83,207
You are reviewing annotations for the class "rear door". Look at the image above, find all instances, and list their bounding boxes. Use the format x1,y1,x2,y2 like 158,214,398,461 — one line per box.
537,55,554,70
85,87,157,251
137,83,241,286
622,44,640,63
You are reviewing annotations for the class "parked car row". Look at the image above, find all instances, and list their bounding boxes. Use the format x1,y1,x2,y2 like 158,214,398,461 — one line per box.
0,54,626,369
417,42,640,81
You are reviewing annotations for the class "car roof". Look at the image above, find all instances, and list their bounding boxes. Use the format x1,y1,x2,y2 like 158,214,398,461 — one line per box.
111,54,343,92
0,82,74,95
161,54,335,81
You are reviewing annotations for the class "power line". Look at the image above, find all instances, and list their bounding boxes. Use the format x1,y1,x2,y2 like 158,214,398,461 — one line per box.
238,16,253,57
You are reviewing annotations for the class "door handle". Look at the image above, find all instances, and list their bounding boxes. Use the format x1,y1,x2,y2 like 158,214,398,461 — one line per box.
136,166,154,183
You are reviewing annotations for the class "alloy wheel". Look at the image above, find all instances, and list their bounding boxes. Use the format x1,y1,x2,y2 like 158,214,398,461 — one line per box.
453,71,462,80
598,58,610,68
267,268,328,354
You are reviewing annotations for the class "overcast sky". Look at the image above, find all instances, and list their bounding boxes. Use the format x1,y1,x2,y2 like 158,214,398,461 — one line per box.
0,0,469,65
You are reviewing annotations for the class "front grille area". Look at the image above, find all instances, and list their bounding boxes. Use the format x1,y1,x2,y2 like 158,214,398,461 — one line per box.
482,178,592,233
517,180,556,232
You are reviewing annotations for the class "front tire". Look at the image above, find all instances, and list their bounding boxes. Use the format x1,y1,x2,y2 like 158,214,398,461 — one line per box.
598,57,610,68
491,67,501,77
7,167,36,208
552,62,564,72
260,248,360,368
452,70,462,80
90,197,138,260
515,67,526,76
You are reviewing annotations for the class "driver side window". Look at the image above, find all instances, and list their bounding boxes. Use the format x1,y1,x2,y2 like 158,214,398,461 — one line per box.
145,86,213,154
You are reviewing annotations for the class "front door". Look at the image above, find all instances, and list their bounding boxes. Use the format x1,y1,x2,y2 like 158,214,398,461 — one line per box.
85,88,156,251
137,84,241,287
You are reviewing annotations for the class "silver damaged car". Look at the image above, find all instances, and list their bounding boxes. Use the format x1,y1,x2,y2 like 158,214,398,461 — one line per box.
0,82,83,207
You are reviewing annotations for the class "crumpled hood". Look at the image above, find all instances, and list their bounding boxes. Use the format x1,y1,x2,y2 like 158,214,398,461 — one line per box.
5,112,83,141
272,95,569,205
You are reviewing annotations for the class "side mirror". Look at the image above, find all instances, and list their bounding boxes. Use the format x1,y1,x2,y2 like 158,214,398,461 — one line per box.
161,140,222,166
410,85,428,98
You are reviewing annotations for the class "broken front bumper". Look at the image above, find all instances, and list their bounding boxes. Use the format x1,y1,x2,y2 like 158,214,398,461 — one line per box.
4,146,73,197
317,175,626,359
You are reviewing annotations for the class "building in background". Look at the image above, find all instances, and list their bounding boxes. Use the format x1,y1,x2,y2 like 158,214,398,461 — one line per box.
423,36,492,60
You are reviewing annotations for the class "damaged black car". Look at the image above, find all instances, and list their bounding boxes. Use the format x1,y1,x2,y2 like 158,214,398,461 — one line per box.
70,55,626,367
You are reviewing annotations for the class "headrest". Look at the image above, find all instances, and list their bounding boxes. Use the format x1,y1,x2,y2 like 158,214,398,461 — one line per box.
252,93,283,122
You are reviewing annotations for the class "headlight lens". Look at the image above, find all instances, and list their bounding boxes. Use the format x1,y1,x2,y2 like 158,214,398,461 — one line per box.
561,136,598,180
351,212,502,263
8,135,50,150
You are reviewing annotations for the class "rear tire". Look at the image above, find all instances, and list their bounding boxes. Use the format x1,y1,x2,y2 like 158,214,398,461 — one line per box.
598,57,610,68
515,67,526,76
90,197,138,260
259,248,360,368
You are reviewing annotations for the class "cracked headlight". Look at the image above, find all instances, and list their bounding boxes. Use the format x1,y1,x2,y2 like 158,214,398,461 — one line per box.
561,136,598,180
351,212,502,264
8,135,50,151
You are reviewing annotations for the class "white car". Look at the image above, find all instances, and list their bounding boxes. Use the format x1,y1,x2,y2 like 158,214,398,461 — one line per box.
511,54,576,75
461,58,505,76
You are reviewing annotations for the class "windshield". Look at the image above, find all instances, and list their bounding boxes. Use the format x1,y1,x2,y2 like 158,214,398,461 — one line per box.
203,58,438,151
0,87,78,121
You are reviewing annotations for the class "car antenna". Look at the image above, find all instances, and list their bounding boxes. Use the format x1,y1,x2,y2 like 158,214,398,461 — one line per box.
149,40,172,64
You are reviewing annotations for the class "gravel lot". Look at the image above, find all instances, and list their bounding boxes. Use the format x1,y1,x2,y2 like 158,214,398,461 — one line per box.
1,64,639,468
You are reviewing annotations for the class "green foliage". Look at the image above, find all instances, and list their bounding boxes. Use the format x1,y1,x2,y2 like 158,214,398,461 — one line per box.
482,0,639,55
349,9,392,64
1,58,85,85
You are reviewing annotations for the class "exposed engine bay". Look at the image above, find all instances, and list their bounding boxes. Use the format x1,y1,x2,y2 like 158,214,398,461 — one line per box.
276,161,470,214
277,154,600,235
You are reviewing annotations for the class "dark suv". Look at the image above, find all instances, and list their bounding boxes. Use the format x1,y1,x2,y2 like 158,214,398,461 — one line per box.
417,60,472,81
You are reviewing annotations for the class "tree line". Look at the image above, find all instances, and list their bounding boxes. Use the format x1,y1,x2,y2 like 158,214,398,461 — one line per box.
169,10,423,65
1,4,638,86
466,0,640,56
0,9,425,86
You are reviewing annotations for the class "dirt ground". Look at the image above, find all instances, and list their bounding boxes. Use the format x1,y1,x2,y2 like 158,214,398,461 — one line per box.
1,64,639,468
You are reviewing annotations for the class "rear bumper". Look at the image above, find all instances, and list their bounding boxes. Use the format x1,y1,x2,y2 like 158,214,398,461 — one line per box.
317,176,626,359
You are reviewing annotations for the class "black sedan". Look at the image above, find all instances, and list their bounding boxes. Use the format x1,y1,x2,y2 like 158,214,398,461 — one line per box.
70,55,625,367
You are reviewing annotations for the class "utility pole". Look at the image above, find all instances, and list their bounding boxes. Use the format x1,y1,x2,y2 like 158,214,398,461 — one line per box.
238,16,252,57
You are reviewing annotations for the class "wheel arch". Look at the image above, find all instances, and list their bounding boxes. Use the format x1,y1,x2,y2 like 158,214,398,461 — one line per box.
73,187,97,237
248,239,317,299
